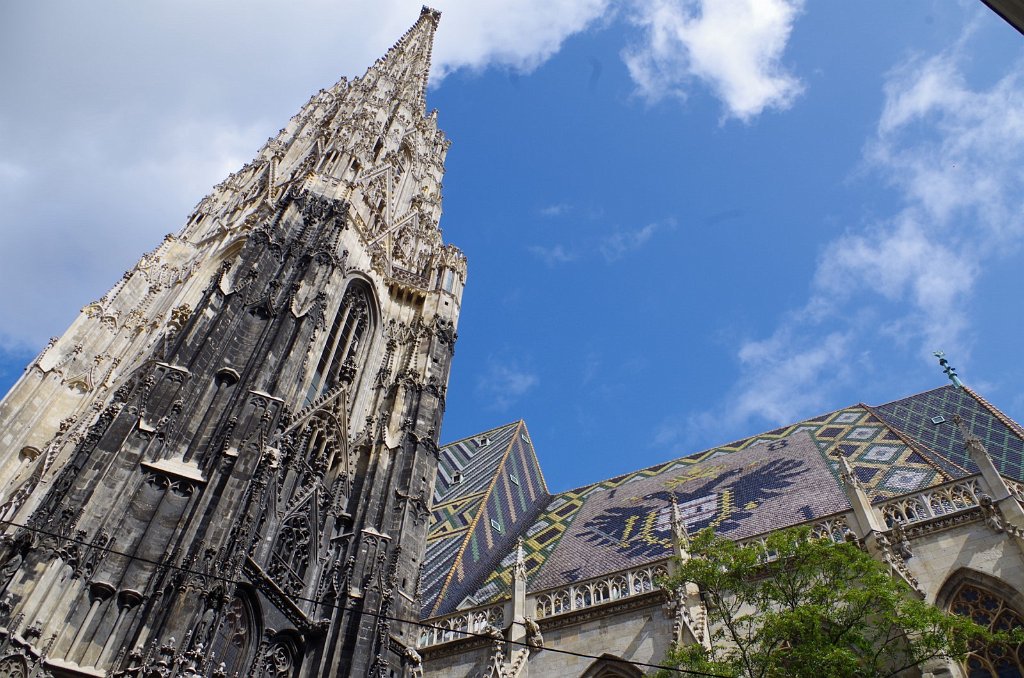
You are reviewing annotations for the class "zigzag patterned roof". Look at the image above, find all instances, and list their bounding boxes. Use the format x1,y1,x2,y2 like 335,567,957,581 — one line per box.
422,421,549,616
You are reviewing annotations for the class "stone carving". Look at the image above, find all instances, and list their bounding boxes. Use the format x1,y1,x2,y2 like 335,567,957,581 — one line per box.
0,9,460,678
0,655,27,678
523,617,543,650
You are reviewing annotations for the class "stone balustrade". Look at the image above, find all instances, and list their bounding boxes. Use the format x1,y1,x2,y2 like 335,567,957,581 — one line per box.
878,477,981,527
736,512,854,562
533,562,667,620
418,603,505,649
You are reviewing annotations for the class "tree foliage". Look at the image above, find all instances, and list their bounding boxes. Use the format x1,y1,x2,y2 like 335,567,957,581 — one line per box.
656,526,1011,678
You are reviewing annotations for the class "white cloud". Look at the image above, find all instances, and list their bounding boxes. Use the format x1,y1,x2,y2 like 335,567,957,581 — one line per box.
871,51,1024,232
665,42,1024,445
832,49,1024,353
656,323,852,452
0,0,813,350
623,0,805,121
600,218,675,261
732,328,851,424
0,1,613,351
814,212,976,352
431,0,612,79
477,359,539,412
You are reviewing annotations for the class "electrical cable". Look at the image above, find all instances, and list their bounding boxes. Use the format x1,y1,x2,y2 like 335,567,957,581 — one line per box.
0,517,725,677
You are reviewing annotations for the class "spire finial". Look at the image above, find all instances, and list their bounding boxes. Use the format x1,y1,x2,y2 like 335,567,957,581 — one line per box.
513,536,527,580
933,351,963,389
364,6,440,113
833,449,863,490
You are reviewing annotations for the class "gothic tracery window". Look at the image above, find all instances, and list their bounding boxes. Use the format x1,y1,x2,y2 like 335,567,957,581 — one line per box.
0,655,27,678
210,595,256,677
306,284,373,404
269,515,312,596
949,582,1024,676
257,642,295,678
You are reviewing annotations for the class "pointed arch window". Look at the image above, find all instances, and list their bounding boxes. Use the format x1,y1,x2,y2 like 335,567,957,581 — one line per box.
580,654,643,678
211,595,257,677
257,641,296,678
268,515,312,596
948,582,1024,676
0,655,28,678
306,283,374,404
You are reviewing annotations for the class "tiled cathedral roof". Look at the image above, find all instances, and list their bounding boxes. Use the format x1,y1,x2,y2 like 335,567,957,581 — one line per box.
873,386,1024,479
422,385,1024,617
422,421,549,616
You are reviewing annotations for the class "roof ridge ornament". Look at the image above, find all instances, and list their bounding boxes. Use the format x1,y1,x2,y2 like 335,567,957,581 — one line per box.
514,536,527,578
670,495,691,557
933,350,963,389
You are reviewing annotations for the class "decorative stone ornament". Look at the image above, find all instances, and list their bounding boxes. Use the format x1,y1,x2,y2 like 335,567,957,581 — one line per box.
0,7,461,678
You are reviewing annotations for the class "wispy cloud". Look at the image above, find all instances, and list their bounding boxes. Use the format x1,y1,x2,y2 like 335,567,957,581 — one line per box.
529,244,578,267
476,359,539,412
539,203,572,217
730,328,853,425
529,218,675,266
600,218,675,261
659,40,1024,447
819,47,1024,354
623,0,805,121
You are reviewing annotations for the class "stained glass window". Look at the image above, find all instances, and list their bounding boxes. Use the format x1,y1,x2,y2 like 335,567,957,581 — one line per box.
949,582,1024,677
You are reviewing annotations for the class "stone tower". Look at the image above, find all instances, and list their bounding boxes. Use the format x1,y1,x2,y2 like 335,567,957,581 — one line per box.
0,7,464,678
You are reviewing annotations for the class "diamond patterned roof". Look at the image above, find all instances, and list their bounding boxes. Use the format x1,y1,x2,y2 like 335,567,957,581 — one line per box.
874,386,1024,481
422,385,1024,618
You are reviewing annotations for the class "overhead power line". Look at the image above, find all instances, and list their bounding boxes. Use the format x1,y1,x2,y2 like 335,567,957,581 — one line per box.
0,517,724,677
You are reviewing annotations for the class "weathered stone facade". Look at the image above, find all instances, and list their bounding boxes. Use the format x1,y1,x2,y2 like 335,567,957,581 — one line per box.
0,8,464,678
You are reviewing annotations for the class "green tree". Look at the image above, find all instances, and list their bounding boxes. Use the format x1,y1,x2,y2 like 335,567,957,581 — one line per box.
656,526,1010,678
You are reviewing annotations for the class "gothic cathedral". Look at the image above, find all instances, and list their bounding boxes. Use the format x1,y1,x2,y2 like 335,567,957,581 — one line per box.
0,8,461,678
4,7,1024,678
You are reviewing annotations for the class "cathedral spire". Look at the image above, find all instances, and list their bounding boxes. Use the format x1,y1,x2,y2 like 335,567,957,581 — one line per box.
0,9,463,678
360,6,441,112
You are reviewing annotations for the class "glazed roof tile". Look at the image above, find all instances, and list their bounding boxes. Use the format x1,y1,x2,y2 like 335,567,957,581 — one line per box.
422,421,549,616
423,385,1024,617
874,386,1024,480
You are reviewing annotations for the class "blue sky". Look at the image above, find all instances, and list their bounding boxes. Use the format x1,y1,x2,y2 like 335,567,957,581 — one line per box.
2,1,1023,492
